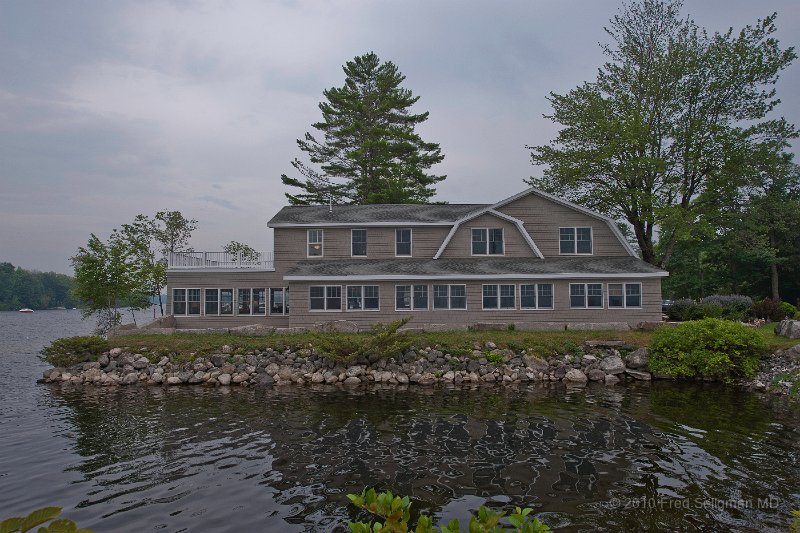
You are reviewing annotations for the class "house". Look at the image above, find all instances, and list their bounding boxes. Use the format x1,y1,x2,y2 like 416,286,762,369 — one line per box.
165,187,667,331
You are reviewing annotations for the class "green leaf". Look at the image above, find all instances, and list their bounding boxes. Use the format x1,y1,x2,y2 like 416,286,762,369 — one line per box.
19,509,61,533
1,518,23,533
40,520,76,533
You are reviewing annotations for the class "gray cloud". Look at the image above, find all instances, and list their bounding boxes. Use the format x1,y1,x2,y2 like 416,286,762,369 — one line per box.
1,0,797,273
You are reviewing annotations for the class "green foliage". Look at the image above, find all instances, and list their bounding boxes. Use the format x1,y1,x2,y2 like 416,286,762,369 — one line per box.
790,509,800,533
752,298,784,321
222,241,259,262
698,295,753,321
0,506,93,533
0,262,78,311
779,301,798,318
312,318,413,362
527,0,797,267
485,351,504,365
40,336,109,367
649,319,767,381
347,488,550,533
281,51,445,205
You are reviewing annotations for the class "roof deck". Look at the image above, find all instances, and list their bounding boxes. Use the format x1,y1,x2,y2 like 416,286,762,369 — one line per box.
168,251,274,271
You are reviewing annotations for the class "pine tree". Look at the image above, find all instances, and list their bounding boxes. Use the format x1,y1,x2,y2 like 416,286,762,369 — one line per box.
281,52,445,205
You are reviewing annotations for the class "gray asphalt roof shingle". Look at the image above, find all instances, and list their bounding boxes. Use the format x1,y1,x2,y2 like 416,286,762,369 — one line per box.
284,256,666,278
267,203,488,225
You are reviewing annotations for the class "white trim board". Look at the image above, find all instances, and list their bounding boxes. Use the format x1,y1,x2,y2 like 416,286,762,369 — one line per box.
285,271,668,281
434,208,544,259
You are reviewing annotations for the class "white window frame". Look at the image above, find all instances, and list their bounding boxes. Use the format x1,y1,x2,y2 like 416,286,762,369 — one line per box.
432,284,467,310
269,287,289,315
395,284,429,311
471,227,505,256
236,288,267,316
204,288,219,316
173,288,201,316
607,282,642,309
482,284,516,310
559,227,593,255
346,285,380,311
569,283,604,309
351,228,368,257
308,285,342,312
519,283,555,310
395,228,412,257
307,229,324,258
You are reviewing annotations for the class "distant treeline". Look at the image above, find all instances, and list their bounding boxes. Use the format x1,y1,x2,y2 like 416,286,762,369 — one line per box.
0,262,79,310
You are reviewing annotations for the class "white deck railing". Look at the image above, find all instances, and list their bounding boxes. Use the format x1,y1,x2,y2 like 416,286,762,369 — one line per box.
168,251,274,270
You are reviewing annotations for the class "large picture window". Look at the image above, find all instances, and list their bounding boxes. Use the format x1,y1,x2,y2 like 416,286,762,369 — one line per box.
395,285,428,310
432,284,467,310
347,285,380,311
204,288,234,315
560,227,592,254
482,284,515,310
309,285,341,311
307,229,323,257
237,288,266,315
570,283,603,308
472,228,504,255
396,228,412,256
608,283,642,308
351,229,367,256
270,287,289,315
173,288,200,315
520,283,554,310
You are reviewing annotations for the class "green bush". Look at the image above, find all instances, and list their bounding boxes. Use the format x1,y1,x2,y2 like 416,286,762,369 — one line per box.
649,319,766,381
40,336,109,367
752,298,783,321
347,488,550,533
311,318,412,362
779,301,798,319
665,299,703,321
699,295,753,321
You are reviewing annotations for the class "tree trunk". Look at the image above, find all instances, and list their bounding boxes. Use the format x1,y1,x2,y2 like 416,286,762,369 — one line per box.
158,292,164,316
770,263,780,301
632,220,657,265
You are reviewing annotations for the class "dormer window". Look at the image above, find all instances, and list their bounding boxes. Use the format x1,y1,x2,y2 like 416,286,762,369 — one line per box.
472,228,504,255
395,228,412,256
560,227,592,254
307,229,323,257
351,229,367,256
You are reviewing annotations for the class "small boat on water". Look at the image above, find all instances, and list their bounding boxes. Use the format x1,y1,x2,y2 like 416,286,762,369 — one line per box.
18,308,34,313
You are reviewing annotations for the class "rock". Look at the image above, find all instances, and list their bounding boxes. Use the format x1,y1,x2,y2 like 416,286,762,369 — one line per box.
165,376,181,385
232,373,249,384
310,372,325,384
565,369,588,383
109,347,123,357
599,355,626,374
121,372,139,385
346,366,364,378
157,356,169,367
222,344,232,354
396,373,409,384
481,373,497,382
625,369,652,380
98,354,110,367
259,375,275,386
625,348,649,369
442,371,455,382
188,371,205,384
485,341,497,350
775,320,800,339
211,354,226,367
151,373,164,383
133,357,149,370
605,374,620,385
218,374,232,386
343,376,361,386
587,369,606,381
278,367,295,380
466,359,481,373
582,354,597,364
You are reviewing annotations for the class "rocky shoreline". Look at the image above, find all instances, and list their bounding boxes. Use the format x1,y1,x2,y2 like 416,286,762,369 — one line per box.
40,340,654,388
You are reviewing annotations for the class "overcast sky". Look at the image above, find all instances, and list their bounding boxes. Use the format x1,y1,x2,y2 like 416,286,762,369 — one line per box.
2,0,798,274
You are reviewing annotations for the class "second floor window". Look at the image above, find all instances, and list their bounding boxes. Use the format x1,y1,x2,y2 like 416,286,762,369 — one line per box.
351,229,367,256
307,229,323,257
472,228,504,255
560,227,592,254
396,228,412,256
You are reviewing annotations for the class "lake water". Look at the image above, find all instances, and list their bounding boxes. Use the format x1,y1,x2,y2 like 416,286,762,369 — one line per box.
1,310,798,532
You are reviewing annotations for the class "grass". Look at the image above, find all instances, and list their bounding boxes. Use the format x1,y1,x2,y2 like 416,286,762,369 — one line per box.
756,322,800,351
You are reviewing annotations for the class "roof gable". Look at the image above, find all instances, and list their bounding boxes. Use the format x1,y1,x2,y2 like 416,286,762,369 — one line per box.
433,208,543,259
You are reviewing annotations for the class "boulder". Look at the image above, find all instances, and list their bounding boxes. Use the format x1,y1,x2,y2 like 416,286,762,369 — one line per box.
98,354,110,367
218,374,232,386
109,347,123,357
121,372,139,385
565,369,588,383
166,376,182,385
625,348,649,369
343,376,361,386
133,357,150,370
587,369,606,381
775,320,800,339
604,374,620,385
211,354,226,367
232,373,249,384
625,369,652,381
599,355,626,374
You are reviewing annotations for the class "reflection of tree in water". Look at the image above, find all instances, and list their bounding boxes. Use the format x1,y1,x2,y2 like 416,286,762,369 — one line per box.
47,382,800,532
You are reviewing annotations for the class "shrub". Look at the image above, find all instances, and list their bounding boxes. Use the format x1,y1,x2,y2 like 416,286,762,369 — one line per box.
779,301,798,319
40,336,109,367
649,318,767,381
311,318,412,362
347,488,551,533
699,294,753,321
752,298,784,321
665,298,702,321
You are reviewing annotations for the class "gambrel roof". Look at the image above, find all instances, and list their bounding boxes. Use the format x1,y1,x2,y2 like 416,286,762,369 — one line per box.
268,203,487,227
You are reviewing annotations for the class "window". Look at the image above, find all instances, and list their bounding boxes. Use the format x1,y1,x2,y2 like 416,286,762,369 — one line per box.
270,287,289,315
433,284,467,310
396,228,412,256
560,227,592,254
237,288,266,315
472,228,504,255
309,285,341,311
351,229,367,256
204,288,235,315
482,284,515,310
608,283,642,308
173,288,200,315
307,229,323,257
347,285,380,311
570,283,603,308
205,289,219,315
520,283,554,310
395,285,428,310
